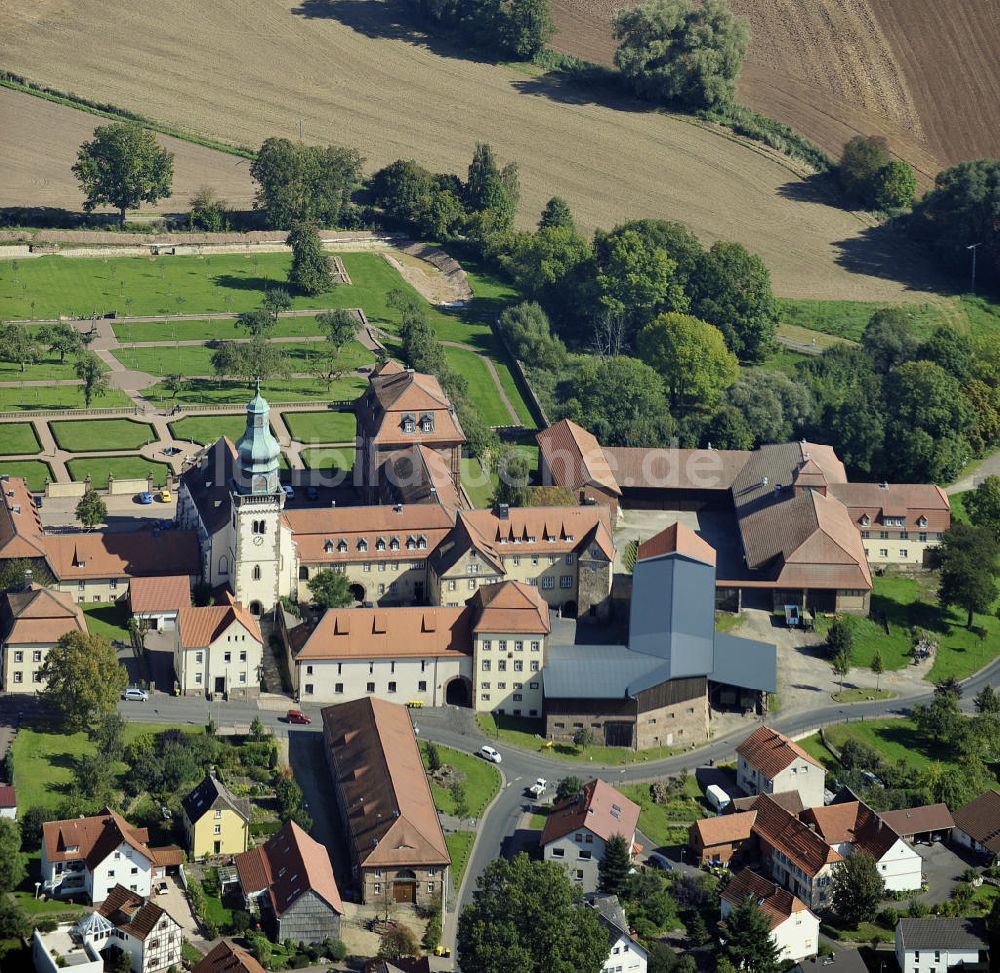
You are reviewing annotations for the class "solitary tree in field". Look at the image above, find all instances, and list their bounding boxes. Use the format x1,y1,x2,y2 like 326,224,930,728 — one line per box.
307,569,354,609
871,649,885,692
287,222,333,296
262,287,292,322
0,323,41,374
74,353,110,407
37,323,83,363
72,122,174,227
930,523,1000,629
39,630,127,731
76,489,107,529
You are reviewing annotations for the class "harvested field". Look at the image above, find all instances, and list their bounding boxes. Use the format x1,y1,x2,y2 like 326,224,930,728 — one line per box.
0,0,946,302
0,88,256,215
548,0,1000,182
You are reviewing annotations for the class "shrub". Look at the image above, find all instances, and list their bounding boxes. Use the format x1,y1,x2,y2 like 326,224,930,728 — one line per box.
325,939,348,961
876,906,899,930
188,187,230,232
422,913,442,951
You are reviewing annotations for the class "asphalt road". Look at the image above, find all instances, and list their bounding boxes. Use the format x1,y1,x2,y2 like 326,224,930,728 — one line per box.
4,650,998,953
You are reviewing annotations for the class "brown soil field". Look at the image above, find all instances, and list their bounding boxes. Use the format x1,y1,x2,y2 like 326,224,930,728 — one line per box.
0,88,256,215
0,0,947,302
549,0,1000,183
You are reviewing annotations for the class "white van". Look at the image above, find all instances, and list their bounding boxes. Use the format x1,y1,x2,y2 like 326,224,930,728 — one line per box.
706,784,731,813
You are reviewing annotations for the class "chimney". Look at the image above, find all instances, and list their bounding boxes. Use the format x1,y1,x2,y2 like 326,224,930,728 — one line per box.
880,482,889,490
762,477,769,487
394,503,403,513
23,568,32,589
497,503,509,520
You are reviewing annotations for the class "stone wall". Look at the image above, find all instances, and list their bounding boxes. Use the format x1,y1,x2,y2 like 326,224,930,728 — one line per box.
577,555,612,622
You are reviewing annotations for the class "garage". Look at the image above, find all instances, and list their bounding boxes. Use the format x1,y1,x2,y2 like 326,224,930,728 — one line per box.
129,575,192,632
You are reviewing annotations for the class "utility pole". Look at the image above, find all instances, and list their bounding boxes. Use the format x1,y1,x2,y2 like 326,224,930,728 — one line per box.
968,242,982,294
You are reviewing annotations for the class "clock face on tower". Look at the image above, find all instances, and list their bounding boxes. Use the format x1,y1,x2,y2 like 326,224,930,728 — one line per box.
253,535,264,547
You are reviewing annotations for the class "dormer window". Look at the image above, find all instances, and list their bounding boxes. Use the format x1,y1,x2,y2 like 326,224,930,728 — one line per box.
390,537,400,551
420,413,434,433
860,515,870,527
324,540,334,554
406,537,417,550
337,539,348,553
375,537,386,551
417,535,427,550
358,539,368,552
917,516,927,528
402,414,416,434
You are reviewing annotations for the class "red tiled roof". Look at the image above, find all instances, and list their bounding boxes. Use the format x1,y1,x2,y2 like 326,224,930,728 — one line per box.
737,725,822,779
129,575,191,614
953,791,1000,853
748,795,842,877
636,522,716,567
691,811,756,847
800,800,900,861
541,779,640,846
98,884,173,941
0,476,47,560
0,785,15,807
193,941,267,973
461,506,615,560
602,446,749,492
536,419,621,496
43,529,200,581
722,868,811,931
0,584,85,645
879,804,955,837
362,369,464,446
322,698,450,869
829,482,951,532
177,595,261,649
469,580,551,634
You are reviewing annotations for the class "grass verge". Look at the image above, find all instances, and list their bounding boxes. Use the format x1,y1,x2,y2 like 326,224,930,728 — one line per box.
445,831,475,892
832,688,896,703
421,742,501,819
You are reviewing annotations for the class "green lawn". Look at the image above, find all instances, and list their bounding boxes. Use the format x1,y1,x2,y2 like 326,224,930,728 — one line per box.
284,410,357,443
421,742,501,819
961,295,1000,337
50,418,157,452
0,385,132,411
445,831,475,891
0,352,82,382
0,422,40,455
814,574,1000,682
798,719,934,776
169,414,250,445
11,723,203,811
949,491,970,524
461,456,495,509
300,446,354,472
0,459,52,491
82,602,132,644
832,688,896,703
113,314,342,343
493,359,536,429
443,346,514,427
758,346,814,375
778,299,947,342
618,780,707,849
145,375,366,406
11,890,88,917
67,456,170,485
474,714,680,766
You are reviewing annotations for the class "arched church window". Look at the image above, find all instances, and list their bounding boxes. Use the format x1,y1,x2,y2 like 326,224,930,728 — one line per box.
252,565,262,581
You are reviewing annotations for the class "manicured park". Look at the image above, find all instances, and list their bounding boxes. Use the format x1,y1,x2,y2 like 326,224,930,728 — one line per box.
50,418,157,452
0,459,52,491
66,456,170,485
0,421,40,455
283,410,356,443
169,414,250,445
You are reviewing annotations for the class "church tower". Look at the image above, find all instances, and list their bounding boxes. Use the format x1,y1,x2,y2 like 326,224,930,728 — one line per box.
231,385,291,614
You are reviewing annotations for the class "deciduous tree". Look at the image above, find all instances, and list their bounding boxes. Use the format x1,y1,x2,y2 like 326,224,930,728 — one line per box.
72,122,174,227
74,353,110,408
831,851,885,927
838,135,891,208
457,853,608,973
39,631,127,731
308,569,354,609
75,488,107,529
539,196,574,231
0,819,25,892
287,222,333,296
556,776,584,801
832,647,852,694
860,307,921,374
491,449,531,509
875,159,917,211
703,405,753,450
929,523,1000,629
965,475,1000,542
0,324,40,374
187,186,229,231
37,323,83,363
871,650,885,692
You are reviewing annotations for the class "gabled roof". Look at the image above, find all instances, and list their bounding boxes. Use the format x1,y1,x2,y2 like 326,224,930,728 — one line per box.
180,438,237,535
879,804,955,837
129,575,191,614
601,446,749,492
829,482,951,532
469,580,550,634
0,475,47,559
177,594,261,649
0,584,85,645
98,884,175,941
0,785,15,808
731,791,804,816
584,893,646,953
746,795,842,877
362,368,465,446
953,790,1000,853
737,725,822,779
235,820,342,916
536,419,621,496
193,941,267,973
43,529,201,581
44,807,156,867
540,778,640,846
799,800,901,861
636,522,716,567
379,445,464,515
691,811,756,847
182,772,251,826
896,918,988,951
322,698,450,869
293,605,473,660
461,506,615,559
722,868,811,931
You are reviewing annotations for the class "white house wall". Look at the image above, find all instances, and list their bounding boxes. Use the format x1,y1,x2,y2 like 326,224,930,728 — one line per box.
295,655,471,705
603,931,647,973
876,838,923,892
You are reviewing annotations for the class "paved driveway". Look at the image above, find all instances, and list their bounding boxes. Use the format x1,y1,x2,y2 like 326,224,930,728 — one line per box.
155,874,211,953
912,841,984,904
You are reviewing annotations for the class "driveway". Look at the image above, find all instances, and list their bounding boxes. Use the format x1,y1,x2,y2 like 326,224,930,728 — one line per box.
912,841,984,904
155,874,211,954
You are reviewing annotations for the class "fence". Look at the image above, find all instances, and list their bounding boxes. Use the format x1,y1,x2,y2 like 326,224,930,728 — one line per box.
0,405,148,420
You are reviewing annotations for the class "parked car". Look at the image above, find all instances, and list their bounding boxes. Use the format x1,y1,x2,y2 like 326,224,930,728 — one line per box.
706,784,731,813
136,491,153,505
282,485,295,499
527,778,548,798
157,488,172,503
285,709,311,724
34,495,43,508
306,485,319,501
121,687,149,702
479,745,502,764
648,852,673,871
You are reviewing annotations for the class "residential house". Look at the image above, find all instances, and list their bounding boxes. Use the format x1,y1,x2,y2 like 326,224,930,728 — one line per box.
129,574,191,631
953,791,1000,861
235,820,343,943
736,725,825,808
895,918,988,973
585,893,648,973
800,800,922,891
192,940,268,973
174,593,263,698
181,770,251,859
744,794,842,911
321,697,450,907
355,363,465,504
721,868,819,963
879,804,955,844
376,443,466,516
32,914,107,973
537,419,623,523
540,779,640,893
41,807,183,903
0,583,86,693
689,811,757,867
0,784,15,820
543,524,777,749
97,884,184,973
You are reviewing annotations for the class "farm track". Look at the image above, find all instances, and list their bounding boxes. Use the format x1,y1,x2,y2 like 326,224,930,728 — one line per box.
548,0,1000,182
0,0,948,302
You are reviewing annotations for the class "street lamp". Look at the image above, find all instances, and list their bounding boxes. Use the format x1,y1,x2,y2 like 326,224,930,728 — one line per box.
34,882,41,900
968,242,982,294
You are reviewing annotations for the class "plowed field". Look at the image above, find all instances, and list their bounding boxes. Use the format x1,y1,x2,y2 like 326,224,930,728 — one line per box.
0,88,256,214
549,0,1000,182
0,0,944,301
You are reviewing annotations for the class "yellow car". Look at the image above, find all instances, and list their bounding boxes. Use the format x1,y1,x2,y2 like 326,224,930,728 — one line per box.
158,488,172,502
433,946,451,957
406,700,424,709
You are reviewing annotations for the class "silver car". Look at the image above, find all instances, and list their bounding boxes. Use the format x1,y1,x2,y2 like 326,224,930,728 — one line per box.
121,687,149,702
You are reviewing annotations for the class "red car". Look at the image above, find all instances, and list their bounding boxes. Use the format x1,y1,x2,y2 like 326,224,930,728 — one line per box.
285,710,312,724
